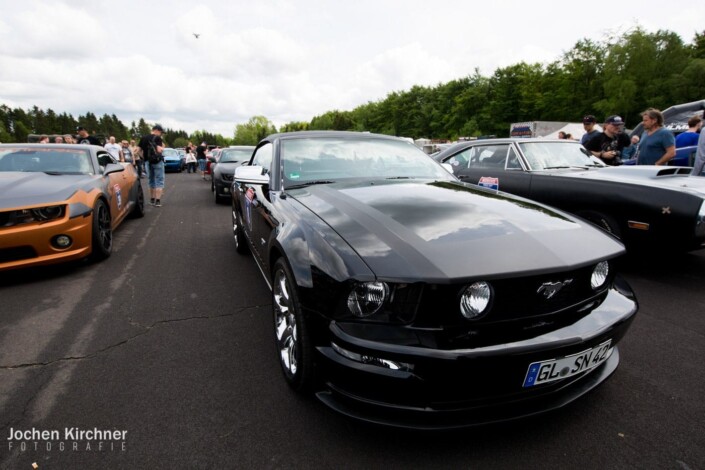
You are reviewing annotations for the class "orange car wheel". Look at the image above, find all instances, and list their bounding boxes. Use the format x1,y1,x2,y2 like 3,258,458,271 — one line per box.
90,199,112,261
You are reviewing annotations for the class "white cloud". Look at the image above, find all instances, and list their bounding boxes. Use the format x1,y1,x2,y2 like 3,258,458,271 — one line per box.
0,0,703,137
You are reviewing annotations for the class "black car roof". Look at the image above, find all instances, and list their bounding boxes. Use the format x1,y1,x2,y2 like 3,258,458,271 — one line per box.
263,131,408,142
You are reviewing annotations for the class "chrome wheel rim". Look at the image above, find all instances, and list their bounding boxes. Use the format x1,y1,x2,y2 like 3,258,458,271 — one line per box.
232,211,239,248
273,268,297,375
98,203,112,251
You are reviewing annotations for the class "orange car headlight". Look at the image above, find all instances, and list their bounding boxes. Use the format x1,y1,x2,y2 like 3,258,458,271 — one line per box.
2,205,66,227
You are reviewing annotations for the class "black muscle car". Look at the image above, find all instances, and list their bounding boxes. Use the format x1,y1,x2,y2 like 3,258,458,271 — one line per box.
231,131,637,428
0,144,144,271
434,138,705,252
211,146,255,203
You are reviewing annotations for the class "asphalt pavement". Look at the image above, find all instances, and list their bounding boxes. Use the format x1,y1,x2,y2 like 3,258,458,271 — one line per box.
1,172,704,469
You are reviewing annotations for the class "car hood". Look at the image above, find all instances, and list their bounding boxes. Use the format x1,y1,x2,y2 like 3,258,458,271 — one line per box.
214,162,240,174
291,180,624,282
550,166,705,197
0,172,97,209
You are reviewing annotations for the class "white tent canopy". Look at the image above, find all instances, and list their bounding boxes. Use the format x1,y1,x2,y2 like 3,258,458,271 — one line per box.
541,123,602,140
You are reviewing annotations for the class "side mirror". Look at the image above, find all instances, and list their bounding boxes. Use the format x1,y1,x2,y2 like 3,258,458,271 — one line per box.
234,165,269,185
441,163,454,174
208,156,217,163
104,163,125,176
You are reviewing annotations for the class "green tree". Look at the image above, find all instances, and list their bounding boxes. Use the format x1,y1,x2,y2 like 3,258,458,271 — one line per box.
694,30,705,59
280,121,309,133
233,116,277,145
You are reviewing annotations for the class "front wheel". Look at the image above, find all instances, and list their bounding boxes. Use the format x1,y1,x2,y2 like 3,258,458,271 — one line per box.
90,199,112,261
272,258,315,392
232,210,249,254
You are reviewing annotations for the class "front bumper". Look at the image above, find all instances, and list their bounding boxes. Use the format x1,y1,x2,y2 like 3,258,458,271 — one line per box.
164,161,181,172
313,281,637,429
0,210,93,271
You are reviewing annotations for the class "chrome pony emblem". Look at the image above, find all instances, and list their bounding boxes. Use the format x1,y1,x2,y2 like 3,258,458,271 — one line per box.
537,279,573,299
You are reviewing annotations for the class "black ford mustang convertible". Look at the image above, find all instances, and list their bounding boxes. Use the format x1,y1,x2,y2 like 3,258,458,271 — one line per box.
231,131,637,429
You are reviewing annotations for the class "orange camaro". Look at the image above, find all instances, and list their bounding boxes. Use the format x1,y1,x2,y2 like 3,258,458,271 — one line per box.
0,144,144,271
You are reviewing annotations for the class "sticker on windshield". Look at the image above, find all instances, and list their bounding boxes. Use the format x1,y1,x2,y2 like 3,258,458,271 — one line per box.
479,177,499,191
289,172,300,180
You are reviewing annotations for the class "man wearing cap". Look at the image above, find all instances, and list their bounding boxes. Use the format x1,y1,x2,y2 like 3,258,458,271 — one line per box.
580,115,600,146
138,124,166,207
76,126,101,145
637,108,676,166
585,115,631,166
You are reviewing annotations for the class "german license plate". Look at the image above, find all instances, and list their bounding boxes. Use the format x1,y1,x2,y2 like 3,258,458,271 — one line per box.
522,340,612,388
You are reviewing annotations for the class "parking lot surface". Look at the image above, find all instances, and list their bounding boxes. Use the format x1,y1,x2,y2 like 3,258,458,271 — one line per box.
1,173,703,469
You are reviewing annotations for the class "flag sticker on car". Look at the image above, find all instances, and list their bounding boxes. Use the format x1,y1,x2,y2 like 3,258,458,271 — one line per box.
523,340,612,387
478,177,499,191
113,184,122,210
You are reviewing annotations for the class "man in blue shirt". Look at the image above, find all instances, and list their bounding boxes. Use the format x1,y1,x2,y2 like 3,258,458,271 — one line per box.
637,108,676,165
580,115,600,146
675,115,702,148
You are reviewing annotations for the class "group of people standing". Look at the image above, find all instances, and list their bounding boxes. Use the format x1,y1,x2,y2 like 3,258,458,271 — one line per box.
579,109,704,175
183,141,210,178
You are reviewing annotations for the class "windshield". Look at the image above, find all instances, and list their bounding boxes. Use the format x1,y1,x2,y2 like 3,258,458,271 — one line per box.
220,149,252,163
0,147,93,174
162,149,180,158
518,141,605,170
280,137,453,188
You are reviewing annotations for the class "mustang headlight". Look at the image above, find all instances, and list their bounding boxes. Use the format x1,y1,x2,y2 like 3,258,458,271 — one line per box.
347,281,389,317
460,281,493,320
591,261,609,290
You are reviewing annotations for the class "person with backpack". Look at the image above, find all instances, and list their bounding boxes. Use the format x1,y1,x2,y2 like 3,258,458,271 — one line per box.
138,124,166,207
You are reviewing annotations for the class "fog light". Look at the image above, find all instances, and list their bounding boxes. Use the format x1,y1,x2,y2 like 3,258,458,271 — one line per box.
459,281,493,320
53,235,72,249
591,261,609,289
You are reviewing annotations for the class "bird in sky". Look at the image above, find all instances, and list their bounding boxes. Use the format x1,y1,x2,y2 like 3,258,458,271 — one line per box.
193,33,200,39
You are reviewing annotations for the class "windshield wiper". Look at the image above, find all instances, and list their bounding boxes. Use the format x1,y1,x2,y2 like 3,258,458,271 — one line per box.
385,176,414,180
285,180,337,189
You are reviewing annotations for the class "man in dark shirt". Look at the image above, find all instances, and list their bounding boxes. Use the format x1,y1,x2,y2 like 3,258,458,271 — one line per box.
138,124,166,207
585,115,631,166
76,126,101,145
196,141,207,179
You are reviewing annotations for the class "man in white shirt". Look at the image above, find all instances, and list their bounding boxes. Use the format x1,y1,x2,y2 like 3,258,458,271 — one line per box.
104,136,124,162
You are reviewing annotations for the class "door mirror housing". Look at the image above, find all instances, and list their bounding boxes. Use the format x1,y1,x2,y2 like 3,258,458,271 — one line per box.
104,163,125,176
235,165,270,185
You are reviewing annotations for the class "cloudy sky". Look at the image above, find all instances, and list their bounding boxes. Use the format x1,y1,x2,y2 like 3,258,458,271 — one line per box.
0,0,702,136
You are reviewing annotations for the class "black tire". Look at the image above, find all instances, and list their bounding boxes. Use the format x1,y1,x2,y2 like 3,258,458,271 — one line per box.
579,211,622,239
272,257,315,392
232,209,249,254
90,199,112,261
214,185,221,204
129,183,145,218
